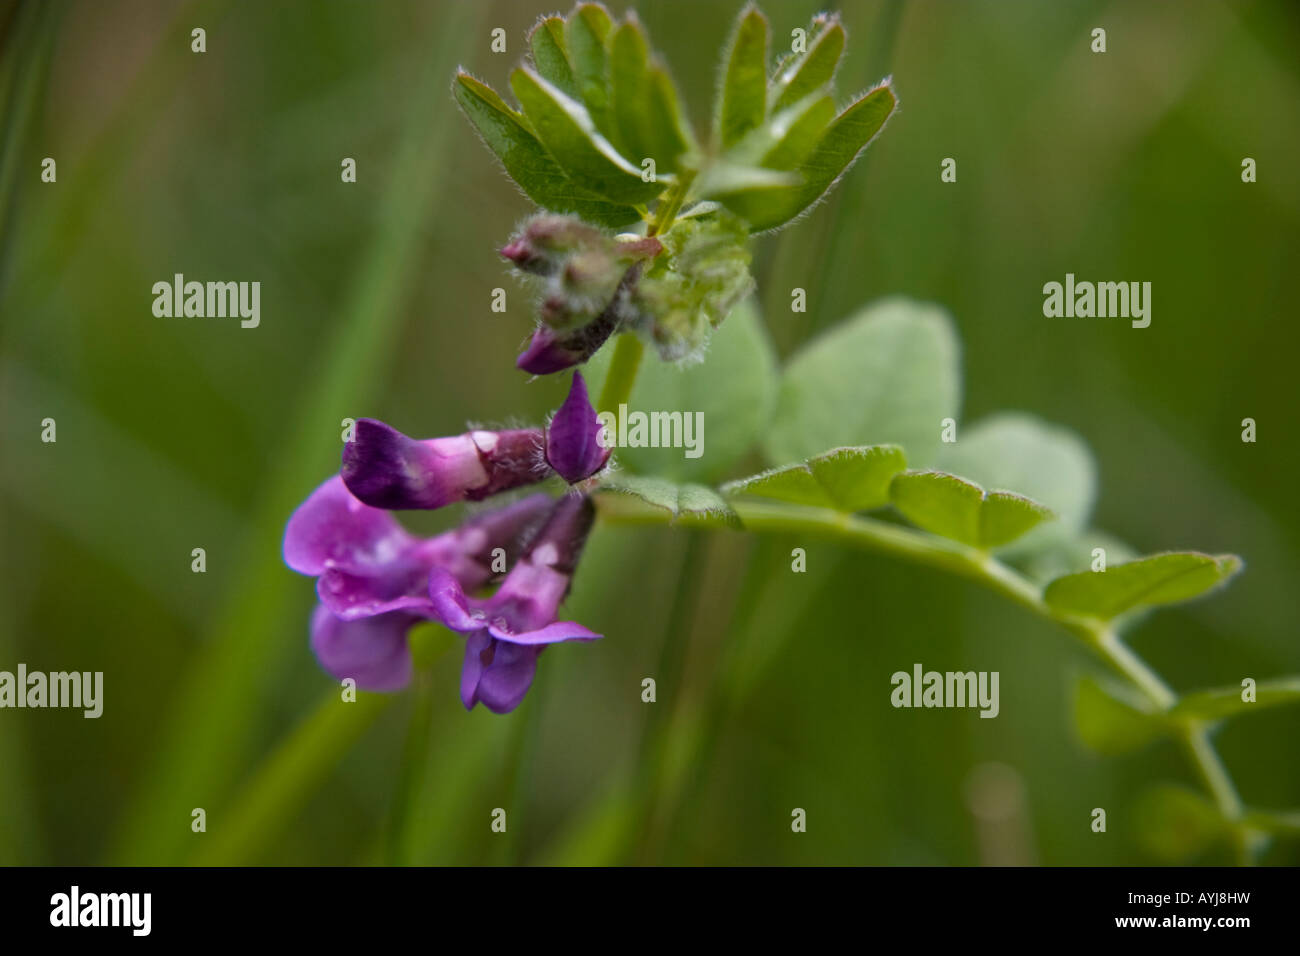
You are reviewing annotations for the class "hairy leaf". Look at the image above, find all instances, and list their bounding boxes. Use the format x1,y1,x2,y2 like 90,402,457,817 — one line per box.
890,470,1054,549
596,474,740,527
723,444,906,512
452,72,640,226
716,5,770,149
1044,552,1244,619
510,67,664,205
736,82,896,232
529,16,577,98
769,14,846,112
565,2,616,137
938,412,1096,557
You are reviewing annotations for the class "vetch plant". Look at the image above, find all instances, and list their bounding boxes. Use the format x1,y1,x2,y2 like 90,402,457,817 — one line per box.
279,3,1299,864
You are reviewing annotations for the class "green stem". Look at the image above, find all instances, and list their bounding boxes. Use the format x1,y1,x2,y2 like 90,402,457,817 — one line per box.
598,497,1261,863
597,333,645,415
648,169,695,236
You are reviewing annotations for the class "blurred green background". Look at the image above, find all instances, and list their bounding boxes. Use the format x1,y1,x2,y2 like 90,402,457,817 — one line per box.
1,0,1297,865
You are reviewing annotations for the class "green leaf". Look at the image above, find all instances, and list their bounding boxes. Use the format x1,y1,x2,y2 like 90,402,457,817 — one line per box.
583,300,776,483
890,470,1054,549
764,297,961,468
646,64,697,163
736,81,896,232
1017,529,1139,587
565,2,616,137
595,474,740,527
722,445,906,512
708,95,836,223
770,14,846,112
715,4,770,149
452,72,640,227
510,67,664,205
1170,677,1300,722
1044,552,1244,620
529,16,577,98
937,412,1096,557
1073,675,1171,755
693,161,799,199
1133,785,1226,863
607,18,693,174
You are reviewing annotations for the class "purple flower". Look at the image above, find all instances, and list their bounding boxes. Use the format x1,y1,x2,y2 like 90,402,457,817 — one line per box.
285,477,555,691
342,419,550,510
429,494,601,714
284,476,553,620
545,371,611,483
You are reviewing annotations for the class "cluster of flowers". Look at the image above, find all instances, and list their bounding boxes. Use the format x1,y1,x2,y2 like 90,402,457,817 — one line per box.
283,371,611,713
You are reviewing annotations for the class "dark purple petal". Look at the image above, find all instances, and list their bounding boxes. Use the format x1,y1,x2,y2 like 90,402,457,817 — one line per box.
459,630,491,709
341,419,548,510
546,372,611,483
471,640,541,714
310,605,415,692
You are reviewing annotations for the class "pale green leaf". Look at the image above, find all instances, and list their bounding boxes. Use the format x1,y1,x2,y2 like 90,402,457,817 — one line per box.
890,470,1054,549
722,444,906,512
584,300,776,483
595,474,741,527
1170,677,1300,721
1044,552,1244,620
937,412,1096,557
1073,675,1171,755
764,298,961,468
